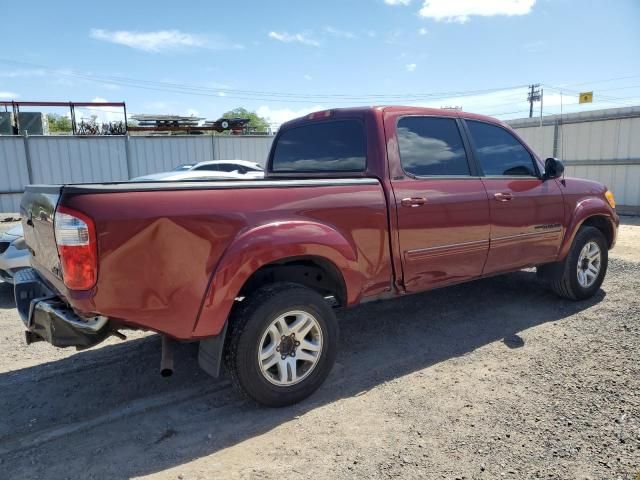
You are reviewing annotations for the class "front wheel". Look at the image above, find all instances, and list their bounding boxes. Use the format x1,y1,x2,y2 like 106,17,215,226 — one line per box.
224,282,339,407
541,226,608,300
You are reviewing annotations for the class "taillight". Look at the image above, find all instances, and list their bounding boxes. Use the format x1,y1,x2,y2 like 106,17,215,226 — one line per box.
54,206,97,290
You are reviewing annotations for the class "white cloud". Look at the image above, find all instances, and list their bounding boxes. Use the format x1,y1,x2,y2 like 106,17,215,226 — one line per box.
0,69,46,78
90,29,219,52
324,26,357,39
0,91,19,99
256,105,325,127
406,63,417,72
304,74,313,81
419,0,536,23
268,31,320,47
185,108,200,117
418,27,429,35
217,92,226,97
385,0,411,5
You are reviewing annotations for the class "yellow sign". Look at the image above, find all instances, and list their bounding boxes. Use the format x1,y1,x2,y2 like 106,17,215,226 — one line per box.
579,91,593,104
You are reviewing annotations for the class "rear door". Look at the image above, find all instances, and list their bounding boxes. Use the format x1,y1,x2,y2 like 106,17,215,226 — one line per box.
462,119,564,274
387,114,491,293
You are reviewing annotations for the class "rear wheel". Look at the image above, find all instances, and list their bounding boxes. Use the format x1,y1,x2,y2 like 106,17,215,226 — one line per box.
225,282,338,407
541,226,608,300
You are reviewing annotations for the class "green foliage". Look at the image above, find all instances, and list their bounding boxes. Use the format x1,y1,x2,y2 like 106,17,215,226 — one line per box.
46,114,72,133
220,107,269,133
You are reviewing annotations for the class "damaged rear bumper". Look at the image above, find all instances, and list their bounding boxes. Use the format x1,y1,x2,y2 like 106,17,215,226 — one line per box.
14,268,109,349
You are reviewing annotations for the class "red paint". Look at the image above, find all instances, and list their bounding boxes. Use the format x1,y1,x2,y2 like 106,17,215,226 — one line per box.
480,177,565,273
41,106,617,340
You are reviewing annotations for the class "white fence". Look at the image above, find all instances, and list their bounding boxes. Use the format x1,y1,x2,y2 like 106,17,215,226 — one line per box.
509,106,640,215
0,135,274,212
1,106,639,214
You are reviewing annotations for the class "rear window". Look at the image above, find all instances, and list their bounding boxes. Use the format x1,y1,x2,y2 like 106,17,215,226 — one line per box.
271,120,366,172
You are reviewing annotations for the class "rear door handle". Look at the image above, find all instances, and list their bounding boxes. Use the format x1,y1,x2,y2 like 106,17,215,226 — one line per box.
493,192,513,202
401,197,426,208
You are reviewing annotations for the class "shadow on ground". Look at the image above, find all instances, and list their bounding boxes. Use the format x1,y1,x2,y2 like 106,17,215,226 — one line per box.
0,281,15,309
0,269,606,478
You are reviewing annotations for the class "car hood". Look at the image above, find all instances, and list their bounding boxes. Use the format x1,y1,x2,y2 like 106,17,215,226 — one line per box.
1,224,23,241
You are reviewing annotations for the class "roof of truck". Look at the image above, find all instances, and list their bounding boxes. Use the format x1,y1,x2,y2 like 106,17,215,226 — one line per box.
280,105,505,130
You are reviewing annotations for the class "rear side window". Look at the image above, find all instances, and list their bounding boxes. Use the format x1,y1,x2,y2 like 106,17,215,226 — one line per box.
397,117,470,176
466,120,537,176
216,164,242,173
272,120,366,172
195,164,221,171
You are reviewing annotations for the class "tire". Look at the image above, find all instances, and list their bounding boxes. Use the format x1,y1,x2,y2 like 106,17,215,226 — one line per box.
224,282,339,407
544,226,608,300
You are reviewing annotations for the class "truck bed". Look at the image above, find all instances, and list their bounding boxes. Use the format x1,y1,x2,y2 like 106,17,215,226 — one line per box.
20,178,393,340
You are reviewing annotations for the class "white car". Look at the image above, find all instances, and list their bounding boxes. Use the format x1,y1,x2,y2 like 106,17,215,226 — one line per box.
0,224,30,284
151,160,265,180
132,170,249,182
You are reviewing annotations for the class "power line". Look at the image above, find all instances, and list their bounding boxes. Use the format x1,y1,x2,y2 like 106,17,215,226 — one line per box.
0,58,530,103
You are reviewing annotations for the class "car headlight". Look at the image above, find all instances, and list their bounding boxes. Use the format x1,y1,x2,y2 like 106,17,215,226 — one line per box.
13,237,27,250
605,190,616,209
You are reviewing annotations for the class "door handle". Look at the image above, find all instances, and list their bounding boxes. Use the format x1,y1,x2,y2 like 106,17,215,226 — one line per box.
493,192,513,202
401,197,426,208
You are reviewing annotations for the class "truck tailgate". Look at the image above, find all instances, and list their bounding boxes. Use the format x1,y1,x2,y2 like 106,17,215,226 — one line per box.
20,186,63,286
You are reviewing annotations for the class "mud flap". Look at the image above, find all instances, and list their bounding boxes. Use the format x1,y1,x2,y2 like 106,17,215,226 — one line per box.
198,323,228,378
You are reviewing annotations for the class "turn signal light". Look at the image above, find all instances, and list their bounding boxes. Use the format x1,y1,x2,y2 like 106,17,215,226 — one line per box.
605,190,616,209
54,206,98,290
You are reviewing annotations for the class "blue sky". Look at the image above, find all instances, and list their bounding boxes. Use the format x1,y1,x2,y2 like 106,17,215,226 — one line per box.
1,0,639,127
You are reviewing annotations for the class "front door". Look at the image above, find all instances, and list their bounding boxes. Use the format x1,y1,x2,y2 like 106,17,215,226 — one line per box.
388,115,491,293
463,119,565,274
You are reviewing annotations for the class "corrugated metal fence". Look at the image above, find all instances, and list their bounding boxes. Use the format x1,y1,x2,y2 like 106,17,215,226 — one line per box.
0,135,274,212
1,106,639,214
508,106,640,215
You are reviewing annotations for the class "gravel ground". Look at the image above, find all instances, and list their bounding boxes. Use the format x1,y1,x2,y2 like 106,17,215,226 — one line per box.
0,217,638,479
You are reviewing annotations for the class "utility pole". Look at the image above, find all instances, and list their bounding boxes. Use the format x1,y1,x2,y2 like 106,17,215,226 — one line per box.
527,84,541,118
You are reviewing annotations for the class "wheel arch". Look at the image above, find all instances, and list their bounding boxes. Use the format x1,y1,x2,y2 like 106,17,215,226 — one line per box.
558,199,617,260
191,220,363,338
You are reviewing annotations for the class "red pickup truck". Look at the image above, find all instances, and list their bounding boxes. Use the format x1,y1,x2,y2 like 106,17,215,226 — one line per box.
15,106,618,406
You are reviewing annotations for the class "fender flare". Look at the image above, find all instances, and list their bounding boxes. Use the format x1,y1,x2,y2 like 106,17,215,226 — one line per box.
558,198,617,260
191,220,363,337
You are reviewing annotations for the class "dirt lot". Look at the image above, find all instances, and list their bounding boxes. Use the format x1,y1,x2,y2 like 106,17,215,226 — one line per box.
0,218,638,479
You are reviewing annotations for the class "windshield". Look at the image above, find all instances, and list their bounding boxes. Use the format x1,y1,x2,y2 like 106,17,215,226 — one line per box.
172,164,195,172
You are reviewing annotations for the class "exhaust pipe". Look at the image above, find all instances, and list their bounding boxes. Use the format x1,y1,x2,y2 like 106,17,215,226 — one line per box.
160,335,175,377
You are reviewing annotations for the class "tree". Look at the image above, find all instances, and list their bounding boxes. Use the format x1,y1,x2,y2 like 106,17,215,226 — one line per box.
220,107,269,133
46,114,72,133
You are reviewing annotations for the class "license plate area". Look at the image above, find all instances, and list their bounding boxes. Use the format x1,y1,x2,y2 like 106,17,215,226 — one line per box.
14,268,56,327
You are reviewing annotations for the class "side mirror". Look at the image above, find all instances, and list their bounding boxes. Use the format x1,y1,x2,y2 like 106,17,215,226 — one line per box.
543,157,565,180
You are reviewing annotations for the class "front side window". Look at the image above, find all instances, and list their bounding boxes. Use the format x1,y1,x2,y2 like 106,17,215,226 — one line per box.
272,120,366,172
396,117,470,176
466,120,537,176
